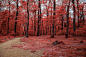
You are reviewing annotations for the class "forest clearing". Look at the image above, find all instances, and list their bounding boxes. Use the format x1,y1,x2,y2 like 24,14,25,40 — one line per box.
0,0,86,57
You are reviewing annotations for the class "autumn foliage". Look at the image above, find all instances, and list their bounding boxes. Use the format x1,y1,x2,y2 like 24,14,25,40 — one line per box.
0,0,86,40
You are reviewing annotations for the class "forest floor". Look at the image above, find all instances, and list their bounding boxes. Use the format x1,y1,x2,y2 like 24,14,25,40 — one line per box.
0,37,44,57
0,35,86,57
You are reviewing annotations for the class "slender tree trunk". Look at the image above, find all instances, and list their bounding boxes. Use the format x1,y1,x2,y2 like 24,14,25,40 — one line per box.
55,26,56,35
49,0,51,35
41,17,43,35
66,0,70,38
14,0,18,33
37,0,41,36
34,11,36,34
77,0,80,28
7,0,10,34
40,0,41,35
72,0,76,32
61,2,64,30
47,26,49,34
81,6,84,25
37,10,39,36
50,26,51,34
61,15,63,30
80,7,82,23
23,26,25,36
46,4,48,35
26,0,29,37
50,0,55,38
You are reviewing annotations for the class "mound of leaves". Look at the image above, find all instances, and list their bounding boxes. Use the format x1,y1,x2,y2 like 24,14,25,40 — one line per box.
0,36,14,43
74,26,86,37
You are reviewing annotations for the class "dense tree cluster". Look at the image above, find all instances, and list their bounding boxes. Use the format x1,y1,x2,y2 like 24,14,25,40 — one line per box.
0,0,86,37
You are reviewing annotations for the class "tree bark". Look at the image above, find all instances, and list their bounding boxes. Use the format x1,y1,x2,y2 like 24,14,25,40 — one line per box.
37,0,41,36
37,10,39,36
34,11,36,34
50,0,55,38
55,26,56,35
80,7,82,23
77,0,80,28
7,0,10,34
26,0,29,37
72,0,76,32
14,0,18,33
61,15,63,30
66,0,70,38
46,4,48,35
82,6,84,25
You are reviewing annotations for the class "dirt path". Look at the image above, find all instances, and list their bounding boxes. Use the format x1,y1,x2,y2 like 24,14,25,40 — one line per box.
0,37,44,57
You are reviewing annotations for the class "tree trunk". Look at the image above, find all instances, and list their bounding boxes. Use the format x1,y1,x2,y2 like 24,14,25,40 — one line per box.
42,20,43,35
34,11,36,34
72,0,76,32
14,0,18,33
26,0,29,37
61,2,64,30
61,15,63,30
50,0,55,38
55,26,56,35
37,0,41,36
7,0,10,34
77,0,80,28
66,0,70,38
37,10,39,36
46,4,48,35
80,7,82,23
82,6,84,25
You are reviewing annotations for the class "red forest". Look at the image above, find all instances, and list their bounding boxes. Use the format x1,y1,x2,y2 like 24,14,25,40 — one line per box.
0,0,86,57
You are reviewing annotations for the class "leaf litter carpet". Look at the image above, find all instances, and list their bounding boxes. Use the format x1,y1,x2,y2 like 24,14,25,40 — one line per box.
0,37,43,57
12,35,86,57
